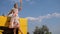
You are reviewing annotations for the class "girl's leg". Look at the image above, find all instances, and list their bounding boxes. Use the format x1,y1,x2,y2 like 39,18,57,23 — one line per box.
14,23,23,34
17,24,23,34
14,17,23,34
9,17,14,28
14,28,16,34
8,17,16,34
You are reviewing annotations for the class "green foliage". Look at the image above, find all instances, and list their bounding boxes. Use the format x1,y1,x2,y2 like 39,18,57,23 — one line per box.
33,25,52,34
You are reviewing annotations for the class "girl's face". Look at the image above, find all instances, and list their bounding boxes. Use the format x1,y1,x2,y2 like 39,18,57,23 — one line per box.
14,3,18,8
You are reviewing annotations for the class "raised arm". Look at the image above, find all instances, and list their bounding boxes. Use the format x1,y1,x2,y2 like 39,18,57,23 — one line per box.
19,0,22,11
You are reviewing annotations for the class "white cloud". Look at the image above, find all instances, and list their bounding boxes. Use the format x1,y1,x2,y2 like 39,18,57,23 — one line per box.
25,12,60,22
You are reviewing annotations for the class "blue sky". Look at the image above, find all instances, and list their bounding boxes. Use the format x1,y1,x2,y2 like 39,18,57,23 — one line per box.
0,0,60,34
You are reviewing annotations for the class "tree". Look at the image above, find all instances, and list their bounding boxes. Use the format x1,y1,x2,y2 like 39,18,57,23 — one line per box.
33,26,40,34
33,25,52,34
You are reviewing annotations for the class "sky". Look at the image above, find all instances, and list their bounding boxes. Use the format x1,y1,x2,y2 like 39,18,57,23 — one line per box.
0,0,60,34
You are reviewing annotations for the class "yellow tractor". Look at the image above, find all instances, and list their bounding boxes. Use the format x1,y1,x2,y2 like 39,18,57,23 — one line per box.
0,16,27,34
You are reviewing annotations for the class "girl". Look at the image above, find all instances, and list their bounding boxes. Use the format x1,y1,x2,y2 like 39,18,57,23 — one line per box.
8,0,23,34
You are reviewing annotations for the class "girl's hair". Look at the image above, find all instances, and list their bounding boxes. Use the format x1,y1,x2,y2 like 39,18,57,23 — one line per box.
14,3,17,7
